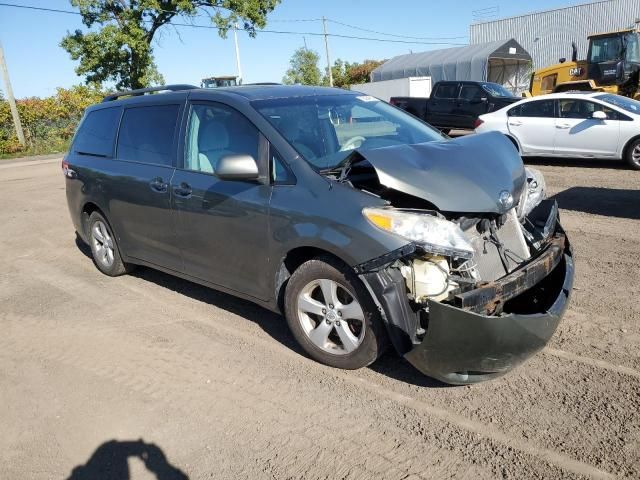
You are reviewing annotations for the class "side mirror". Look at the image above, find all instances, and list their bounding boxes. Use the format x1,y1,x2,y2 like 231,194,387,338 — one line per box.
591,110,607,120
216,154,259,180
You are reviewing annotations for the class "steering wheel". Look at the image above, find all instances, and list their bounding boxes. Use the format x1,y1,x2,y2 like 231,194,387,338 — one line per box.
340,136,366,152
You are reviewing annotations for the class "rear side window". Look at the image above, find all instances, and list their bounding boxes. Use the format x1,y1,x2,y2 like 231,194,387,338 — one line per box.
117,105,180,166
509,100,555,118
433,83,458,99
72,107,121,157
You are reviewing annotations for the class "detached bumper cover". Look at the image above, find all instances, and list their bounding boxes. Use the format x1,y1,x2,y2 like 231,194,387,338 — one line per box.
362,231,574,385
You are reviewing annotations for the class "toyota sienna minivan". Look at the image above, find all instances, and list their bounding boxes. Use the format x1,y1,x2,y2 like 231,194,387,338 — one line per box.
64,84,574,385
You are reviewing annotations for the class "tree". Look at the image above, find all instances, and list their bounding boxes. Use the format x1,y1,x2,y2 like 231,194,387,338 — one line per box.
282,47,322,85
347,59,386,85
324,58,386,89
61,0,281,90
325,59,349,88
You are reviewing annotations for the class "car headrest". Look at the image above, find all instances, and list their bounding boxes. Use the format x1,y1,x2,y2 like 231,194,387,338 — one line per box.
198,121,229,151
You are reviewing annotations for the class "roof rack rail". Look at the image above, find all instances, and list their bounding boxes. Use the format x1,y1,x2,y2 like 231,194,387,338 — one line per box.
243,82,282,86
102,84,198,102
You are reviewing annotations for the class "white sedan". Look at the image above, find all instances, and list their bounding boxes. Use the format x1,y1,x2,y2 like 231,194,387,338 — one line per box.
475,92,640,169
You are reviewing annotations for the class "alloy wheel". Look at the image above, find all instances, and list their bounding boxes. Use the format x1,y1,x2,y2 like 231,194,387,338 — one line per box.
91,220,115,268
296,279,366,355
632,144,640,167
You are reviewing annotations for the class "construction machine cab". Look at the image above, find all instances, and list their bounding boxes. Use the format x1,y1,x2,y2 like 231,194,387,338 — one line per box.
587,30,640,94
201,75,241,89
530,23,640,99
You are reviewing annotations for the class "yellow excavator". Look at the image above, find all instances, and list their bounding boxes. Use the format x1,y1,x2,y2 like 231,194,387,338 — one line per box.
530,22,640,99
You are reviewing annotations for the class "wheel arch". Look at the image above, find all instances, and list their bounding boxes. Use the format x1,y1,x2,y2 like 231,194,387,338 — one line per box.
80,202,107,241
504,133,521,153
274,246,354,313
622,134,640,161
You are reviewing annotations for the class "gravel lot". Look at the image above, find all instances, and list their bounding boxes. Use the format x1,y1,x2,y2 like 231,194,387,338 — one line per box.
1,156,638,479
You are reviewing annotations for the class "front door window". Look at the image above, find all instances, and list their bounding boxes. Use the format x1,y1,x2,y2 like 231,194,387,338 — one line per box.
184,104,260,174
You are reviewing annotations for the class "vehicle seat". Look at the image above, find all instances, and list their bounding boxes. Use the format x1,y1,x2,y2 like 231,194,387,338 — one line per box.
197,121,232,173
562,101,583,119
278,121,317,160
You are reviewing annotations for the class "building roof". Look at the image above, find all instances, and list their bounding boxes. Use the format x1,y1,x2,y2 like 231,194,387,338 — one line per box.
371,39,531,83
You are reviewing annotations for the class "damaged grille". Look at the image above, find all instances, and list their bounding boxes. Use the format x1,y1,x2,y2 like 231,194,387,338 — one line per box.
463,209,530,282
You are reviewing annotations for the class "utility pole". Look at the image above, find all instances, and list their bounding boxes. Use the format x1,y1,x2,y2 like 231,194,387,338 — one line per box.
233,23,243,85
0,40,25,147
322,17,333,87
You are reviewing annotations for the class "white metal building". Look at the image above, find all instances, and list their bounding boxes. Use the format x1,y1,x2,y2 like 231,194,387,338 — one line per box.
370,39,532,94
469,0,640,70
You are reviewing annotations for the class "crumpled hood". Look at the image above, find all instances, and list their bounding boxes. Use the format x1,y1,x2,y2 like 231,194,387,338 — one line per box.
359,131,526,214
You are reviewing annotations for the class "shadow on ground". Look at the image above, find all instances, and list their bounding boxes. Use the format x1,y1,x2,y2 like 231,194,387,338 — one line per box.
524,157,627,170
74,236,446,388
550,186,640,220
66,439,188,480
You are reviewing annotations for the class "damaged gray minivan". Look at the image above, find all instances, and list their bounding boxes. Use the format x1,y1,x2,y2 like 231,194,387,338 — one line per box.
64,84,574,385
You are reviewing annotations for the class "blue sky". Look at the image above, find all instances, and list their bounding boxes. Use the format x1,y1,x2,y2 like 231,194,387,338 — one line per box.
1,0,586,98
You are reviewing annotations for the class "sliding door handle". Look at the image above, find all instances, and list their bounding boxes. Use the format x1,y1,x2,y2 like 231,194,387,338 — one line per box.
149,177,168,193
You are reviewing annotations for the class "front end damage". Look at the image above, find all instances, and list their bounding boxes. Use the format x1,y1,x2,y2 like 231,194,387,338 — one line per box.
359,205,573,384
336,134,574,384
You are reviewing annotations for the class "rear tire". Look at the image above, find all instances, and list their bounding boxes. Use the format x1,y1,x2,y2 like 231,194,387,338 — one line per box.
624,138,640,170
284,256,387,370
87,212,132,276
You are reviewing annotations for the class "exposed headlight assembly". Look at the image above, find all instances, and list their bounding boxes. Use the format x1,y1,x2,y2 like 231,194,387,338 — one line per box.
517,167,546,220
363,208,474,259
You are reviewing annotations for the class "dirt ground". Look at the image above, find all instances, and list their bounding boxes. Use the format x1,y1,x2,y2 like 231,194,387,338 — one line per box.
0,156,638,479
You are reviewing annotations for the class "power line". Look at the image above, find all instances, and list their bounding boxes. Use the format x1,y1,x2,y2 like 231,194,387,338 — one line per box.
0,2,467,46
268,18,323,23
327,18,468,41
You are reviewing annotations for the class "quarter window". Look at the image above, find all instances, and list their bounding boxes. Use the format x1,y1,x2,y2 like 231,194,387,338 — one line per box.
271,150,295,184
117,105,180,166
72,107,121,157
184,103,259,174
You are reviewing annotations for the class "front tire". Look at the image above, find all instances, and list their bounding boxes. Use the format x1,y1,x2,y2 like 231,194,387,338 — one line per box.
625,138,640,170
87,212,132,276
284,256,387,370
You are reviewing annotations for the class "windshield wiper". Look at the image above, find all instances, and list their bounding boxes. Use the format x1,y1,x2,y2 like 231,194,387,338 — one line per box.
320,150,366,181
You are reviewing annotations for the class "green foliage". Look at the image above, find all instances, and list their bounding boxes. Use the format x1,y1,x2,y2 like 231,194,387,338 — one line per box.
0,85,105,156
325,58,387,89
282,47,322,86
61,0,281,90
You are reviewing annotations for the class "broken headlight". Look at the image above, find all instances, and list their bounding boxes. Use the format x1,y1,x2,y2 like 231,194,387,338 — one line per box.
363,208,474,259
517,167,546,220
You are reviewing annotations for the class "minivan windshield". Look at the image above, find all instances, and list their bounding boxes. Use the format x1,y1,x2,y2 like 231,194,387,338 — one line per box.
596,93,640,114
481,82,516,98
252,94,445,170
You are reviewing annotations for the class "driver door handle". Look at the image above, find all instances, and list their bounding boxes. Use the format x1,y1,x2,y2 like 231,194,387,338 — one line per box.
509,120,523,126
556,123,571,129
173,182,192,198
